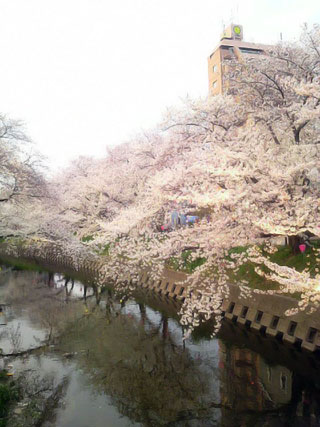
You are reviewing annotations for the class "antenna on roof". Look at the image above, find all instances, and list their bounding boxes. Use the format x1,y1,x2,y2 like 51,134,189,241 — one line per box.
235,2,239,22
229,8,234,24
221,19,225,32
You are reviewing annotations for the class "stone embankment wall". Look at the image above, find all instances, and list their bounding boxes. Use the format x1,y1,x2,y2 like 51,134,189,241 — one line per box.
1,239,320,353
139,270,320,353
221,285,320,353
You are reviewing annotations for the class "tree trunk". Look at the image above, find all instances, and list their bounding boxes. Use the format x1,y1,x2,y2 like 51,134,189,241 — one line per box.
288,235,303,254
94,287,101,305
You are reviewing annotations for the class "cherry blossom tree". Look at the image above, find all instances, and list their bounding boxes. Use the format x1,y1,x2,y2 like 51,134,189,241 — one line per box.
0,116,45,199
94,88,319,334
0,114,47,238
220,24,320,251
2,26,318,337
226,24,320,147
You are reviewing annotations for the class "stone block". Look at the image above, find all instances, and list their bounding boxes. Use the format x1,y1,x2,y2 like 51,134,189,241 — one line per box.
283,333,296,344
266,327,278,337
301,341,316,352
251,322,261,331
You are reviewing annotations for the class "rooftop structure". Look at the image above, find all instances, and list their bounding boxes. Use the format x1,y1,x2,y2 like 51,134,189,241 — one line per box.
208,24,268,96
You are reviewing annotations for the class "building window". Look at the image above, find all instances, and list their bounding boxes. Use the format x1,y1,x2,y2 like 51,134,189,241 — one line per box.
212,80,217,88
213,64,218,73
221,45,234,51
221,46,234,60
239,47,262,55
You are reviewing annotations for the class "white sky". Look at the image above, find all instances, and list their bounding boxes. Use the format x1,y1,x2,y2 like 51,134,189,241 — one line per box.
1,0,320,171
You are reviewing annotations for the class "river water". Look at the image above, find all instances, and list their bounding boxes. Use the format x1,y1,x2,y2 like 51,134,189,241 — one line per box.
0,266,320,426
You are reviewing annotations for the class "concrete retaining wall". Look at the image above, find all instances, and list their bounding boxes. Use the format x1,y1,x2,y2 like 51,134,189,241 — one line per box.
221,285,320,352
139,268,320,353
138,269,188,300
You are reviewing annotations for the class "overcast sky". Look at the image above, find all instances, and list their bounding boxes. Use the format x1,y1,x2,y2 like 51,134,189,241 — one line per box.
1,0,320,171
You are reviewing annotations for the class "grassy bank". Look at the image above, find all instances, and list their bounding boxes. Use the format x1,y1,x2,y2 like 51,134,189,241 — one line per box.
167,240,320,292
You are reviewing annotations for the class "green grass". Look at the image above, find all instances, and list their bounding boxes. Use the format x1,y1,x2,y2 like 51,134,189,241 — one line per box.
269,241,320,274
81,235,94,243
168,241,320,293
227,258,280,291
100,243,110,256
167,250,207,273
0,257,46,273
227,241,320,293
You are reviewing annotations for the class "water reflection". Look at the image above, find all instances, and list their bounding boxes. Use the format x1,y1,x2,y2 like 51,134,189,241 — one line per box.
58,305,220,426
1,267,320,426
217,323,320,426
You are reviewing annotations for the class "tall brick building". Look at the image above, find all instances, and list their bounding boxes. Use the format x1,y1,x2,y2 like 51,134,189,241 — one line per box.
208,24,268,96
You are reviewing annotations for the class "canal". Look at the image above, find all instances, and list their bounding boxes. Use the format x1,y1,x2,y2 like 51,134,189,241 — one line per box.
0,265,320,426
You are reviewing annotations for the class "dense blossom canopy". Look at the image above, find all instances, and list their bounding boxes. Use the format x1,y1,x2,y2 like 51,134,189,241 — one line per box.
1,25,320,335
